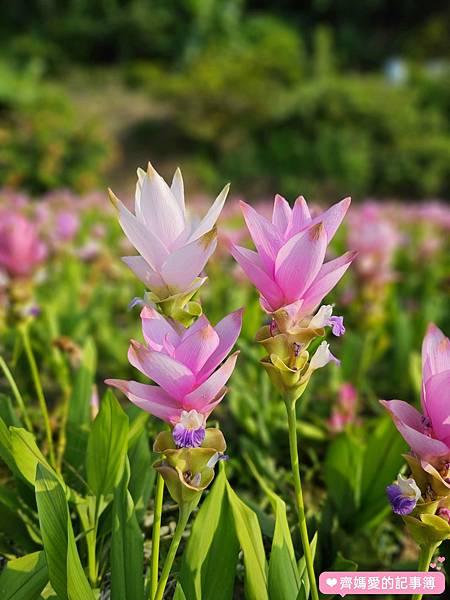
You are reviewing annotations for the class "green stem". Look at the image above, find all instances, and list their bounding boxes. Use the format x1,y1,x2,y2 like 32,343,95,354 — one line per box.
285,399,319,600
0,355,33,432
148,474,165,600
45,306,72,471
19,323,56,469
412,543,437,600
154,503,192,600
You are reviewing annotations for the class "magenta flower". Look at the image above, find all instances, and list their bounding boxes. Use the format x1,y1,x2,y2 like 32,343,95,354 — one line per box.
0,211,47,278
381,324,450,468
109,163,229,300
55,210,80,242
229,195,355,321
106,306,243,447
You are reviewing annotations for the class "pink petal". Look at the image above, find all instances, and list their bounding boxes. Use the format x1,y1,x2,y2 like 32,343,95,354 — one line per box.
106,379,181,423
183,352,239,411
239,200,282,272
198,308,244,381
275,223,327,303
272,195,291,234
170,168,185,214
174,324,220,374
422,323,450,383
138,164,185,247
380,399,424,430
301,251,356,314
113,193,169,270
180,315,210,339
230,244,284,311
128,343,195,399
424,371,450,442
189,184,230,241
161,230,217,291
140,306,179,351
380,399,448,460
122,256,166,291
287,196,311,236
307,197,351,242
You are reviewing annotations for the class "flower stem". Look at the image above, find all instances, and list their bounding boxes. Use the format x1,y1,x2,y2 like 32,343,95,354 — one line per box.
19,323,56,469
0,354,33,432
412,543,437,600
154,503,192,600
148,473,165,600
285,399,319,600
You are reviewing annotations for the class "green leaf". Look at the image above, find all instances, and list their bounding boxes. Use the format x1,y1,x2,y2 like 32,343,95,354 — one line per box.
354,417,407,529
35,464,95,600
173,585,187,600
0,394,22,428
10,428,53,486
0,551,48,600
247,458,299,600
110,459,144,600
324,431,363,527
0,485,39,553
0,418,18,476
225,475,269,600
179,468,239,600
65,339,96,473
127,429,155,523
86,390,129,499
295,580,308,600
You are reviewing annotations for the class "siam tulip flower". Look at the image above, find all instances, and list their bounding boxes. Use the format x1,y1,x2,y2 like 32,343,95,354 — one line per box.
386,474,421,515
106,306,243,447
229,194,355,331
109,163,229,320
328,382,358,433
381,324,450,479
347,201,401,287
55,210,80,242
0,211,47,279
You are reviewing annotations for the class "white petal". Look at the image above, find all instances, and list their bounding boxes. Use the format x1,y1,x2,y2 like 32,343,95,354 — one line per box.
171,167,185,214
188,184,229,241
139,163,186,247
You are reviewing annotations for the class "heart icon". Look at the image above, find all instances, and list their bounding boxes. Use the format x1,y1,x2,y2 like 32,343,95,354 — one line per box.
438,556,446,563
326,578,338,587
430,562,436,569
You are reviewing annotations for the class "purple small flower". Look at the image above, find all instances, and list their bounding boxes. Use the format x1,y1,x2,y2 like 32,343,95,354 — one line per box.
329,315,345,336
172,410,206,448
386,474,421,515
128,296,144,310
308,305,345,336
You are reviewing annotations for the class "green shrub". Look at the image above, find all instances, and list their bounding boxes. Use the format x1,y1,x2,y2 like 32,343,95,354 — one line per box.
138,50,449,198
0,61,116,193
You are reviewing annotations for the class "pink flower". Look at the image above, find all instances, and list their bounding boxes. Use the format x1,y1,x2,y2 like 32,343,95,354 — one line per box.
0,211,47,278
229,195,355,320
106,306,243,445
347,201,402,286
328,382,358,433
109,163,229,300
55,211,80,242
381,324,450,467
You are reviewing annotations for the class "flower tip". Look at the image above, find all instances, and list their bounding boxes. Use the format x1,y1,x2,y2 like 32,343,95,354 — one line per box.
308,221,325,241
146,161,159,178
107,188,119,210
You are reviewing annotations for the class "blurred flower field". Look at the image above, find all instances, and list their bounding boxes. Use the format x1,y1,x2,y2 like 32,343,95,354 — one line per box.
0,168,449,598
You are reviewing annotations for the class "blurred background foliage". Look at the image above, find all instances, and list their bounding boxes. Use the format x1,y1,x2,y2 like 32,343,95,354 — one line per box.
0,0,449,198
